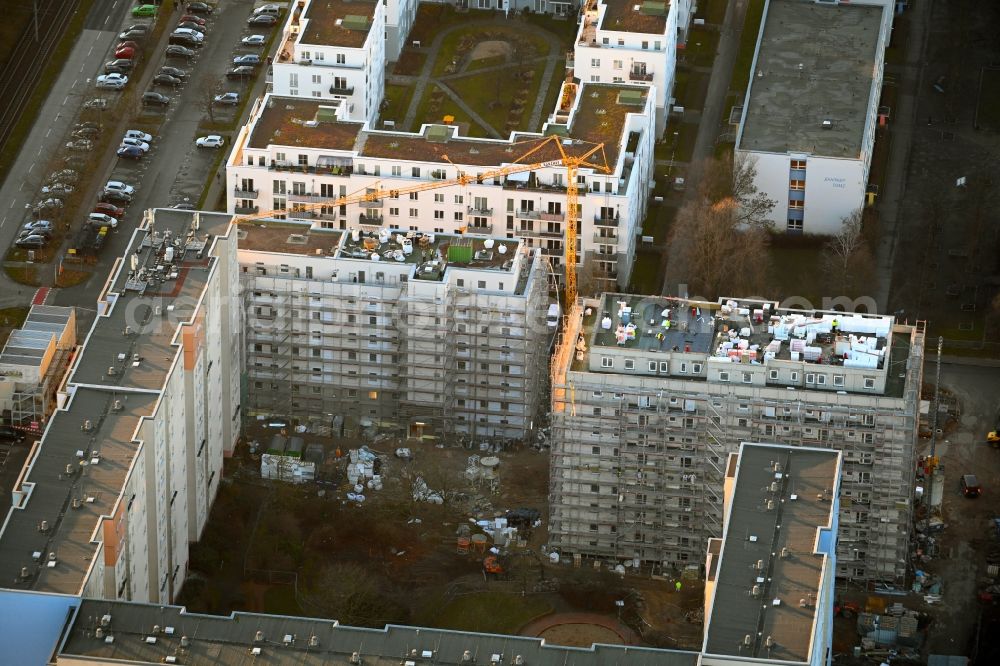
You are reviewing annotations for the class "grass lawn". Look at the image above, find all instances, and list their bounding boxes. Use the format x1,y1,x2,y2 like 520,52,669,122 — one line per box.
521,12,579,45
697,0,728,25
433,27,549,78
684,28,719,67
884,13,909,66
0,307,30,328
408,6,495,44
0,6,32,72
672,69,710,110
768,243,827,306
537,63,565,131
262,585,304,617
4,264,41,286
412,85,491,138
413,590,552,634
976,68,1000,131
629,250,664,295
730,0,766,97
447,59,546,134
655,121,698,163
392,50,427,76
466,55,506,72
381,83,416,128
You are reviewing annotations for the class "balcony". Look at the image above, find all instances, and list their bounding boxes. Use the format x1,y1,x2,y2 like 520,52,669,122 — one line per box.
288,192,332,203
540,211,565,222
358,213,383,224
593,232,618,243
466,223,493,234
594,214,620,227
329,84,355,95
516,209,541,220
503,180,567,194
233,188,259,199
629,70,654,82
467,205,493,216
358,199,383,208
271,161,353,176
234,205,259,214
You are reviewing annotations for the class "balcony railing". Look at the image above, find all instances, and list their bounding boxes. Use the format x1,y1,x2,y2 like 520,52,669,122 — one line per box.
359,214,383,224
234,205,259,214
540,211,565,222
233,188,259,199
466,223,493,234
271,161,353,176
329,84,355,95
503,180,567,193
629,70,654,82
594,215,620,227
288,192,331,203
516,209,540,220
467,206,493,216
593,232,618,243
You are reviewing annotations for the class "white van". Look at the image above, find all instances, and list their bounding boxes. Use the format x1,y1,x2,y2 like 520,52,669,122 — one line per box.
253,4,283,15
546,303,561,329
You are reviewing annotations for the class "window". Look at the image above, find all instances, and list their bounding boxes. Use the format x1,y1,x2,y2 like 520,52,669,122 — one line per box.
743,372,753,383
659,361,668,372
692,363,702,373
411,167,420,178
389,207,399,216
769,369,779,380
434,210,444,219
719,371,730,382
805,373,815,384
590,58,600,67
613,59,622,69
624,359,635,370
648,361,657,372
816,375,827,385
409,208,418,217
790,371,799,382
391,165,401,177
311,74,321,84
863,377,876,389
601,356,614,368
679,362,687,373
790,179,805,190
789,200,804,210
433,193,444,203
791,159,807,170
336,53,345,64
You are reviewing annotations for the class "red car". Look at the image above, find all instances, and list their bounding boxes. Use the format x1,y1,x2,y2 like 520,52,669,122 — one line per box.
115,46,135,59
117,40,139,51
94,203,125,218
179,14,206,25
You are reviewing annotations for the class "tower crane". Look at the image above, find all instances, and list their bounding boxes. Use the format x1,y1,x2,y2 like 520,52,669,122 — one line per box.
236,135,610,303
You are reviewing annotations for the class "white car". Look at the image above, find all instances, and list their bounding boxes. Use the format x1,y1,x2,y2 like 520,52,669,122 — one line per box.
88,212,118,228
124,129,152,143
120,137,150,152
195,135,224,148
96,73,128,89
172,28,204,41
105,180,135,196
241,34,265,46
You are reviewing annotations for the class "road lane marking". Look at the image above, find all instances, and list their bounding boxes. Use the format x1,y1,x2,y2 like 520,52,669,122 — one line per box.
27,164,33,174
62,95,69,105
45,128,51,137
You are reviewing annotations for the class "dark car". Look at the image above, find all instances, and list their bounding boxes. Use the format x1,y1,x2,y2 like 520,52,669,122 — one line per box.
104,58,134,74
118,29,147,41
15,235,47,248
18,226,52,239
168,34,203,48
153,73,181,87
0,425,24,442
213,92,239,105
247,14,277,26
74,121,101,131
71,127,101,139
177,21,206,33
117,145,143,160
94,203,126,218
159,66,187,79
186,2,213,14
179,14,206,25
100,189,133,204
962,474,982,498
142,91,171,106
233,54,260,66
226,66,255,79
165,45,196,59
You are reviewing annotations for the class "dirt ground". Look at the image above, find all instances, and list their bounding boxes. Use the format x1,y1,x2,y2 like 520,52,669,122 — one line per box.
178,433,705,648
539,624,623,647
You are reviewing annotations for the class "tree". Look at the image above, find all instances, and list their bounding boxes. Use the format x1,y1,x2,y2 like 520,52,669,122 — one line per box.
199,80,217,124
303,563,407,627
821,208,874,296
697,149,777,230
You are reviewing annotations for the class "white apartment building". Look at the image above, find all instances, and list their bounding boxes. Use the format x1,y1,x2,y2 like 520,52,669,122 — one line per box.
0,209,241,605
703,443,840,666
272,0,386,126
238,220,550,440
227,83,655,290
572,0,679,137
549,294,924,583
385,0,419,61
735,0,894,234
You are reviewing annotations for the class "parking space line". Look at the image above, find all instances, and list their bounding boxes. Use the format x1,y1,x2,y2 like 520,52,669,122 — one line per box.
45,128,51,137
62,95,69,106
27,164,33,174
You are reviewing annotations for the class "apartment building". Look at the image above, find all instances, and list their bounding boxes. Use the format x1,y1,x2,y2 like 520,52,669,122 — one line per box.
239,220,550,440
703,443,840,666
572,0,679,136
735,0,894,234
385,0,419,61
0,209,241,605
549,294,924,583
227,82,655,290
272,0,386,125
0,304,76,432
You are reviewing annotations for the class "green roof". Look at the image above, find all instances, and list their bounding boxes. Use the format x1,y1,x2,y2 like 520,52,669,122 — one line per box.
316,106,339,122
425,124,452,143
545,124,569,137
640,1,668,16
342,14,370,31
617,90,645,106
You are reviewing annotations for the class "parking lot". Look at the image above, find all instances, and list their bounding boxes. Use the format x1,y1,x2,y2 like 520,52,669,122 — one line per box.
5,1,278,303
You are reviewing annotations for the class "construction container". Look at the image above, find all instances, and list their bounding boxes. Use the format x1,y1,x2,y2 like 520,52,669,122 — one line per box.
447,238,474,264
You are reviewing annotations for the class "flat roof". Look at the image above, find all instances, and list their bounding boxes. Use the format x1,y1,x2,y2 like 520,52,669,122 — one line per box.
0,305,74,368
301,0,377,48
738,0,883,157
599,0,669,35
704,443,840,662
248,97,363,151
238,220,344,256
0,209,234,595
360,84,647,169
60,599,702,666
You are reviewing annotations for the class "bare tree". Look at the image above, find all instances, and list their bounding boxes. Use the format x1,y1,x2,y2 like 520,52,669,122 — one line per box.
731,151,776,229
199,80,217,124
821,208,874,296
666,196,771,299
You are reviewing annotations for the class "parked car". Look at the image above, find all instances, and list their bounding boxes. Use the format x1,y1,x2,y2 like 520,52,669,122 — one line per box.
241,34,265,47
165,45,196,59
120,137,150,152
132,4,157,17
63,155,87,169
213,92,239,105
962,474,982,498
158,66,187,79
172,28,204,42
96,73,128,89
65,139,93,152
168,34,202,48
233,54,260,66
18,226,52,239
94,203,125,218
142,91,171,106
177,21,206,33
72,127,100,139
247,14,277,26
48,169,79,183
23,220,53,232
253,4,282,16
172,203,196,210
116,145,143,160
105,181,135,196
73,122,101,131
41,182,74,195
104,59,134,74
114,45,135,59
226,66,254,79
119,28,147,41
88,213,119,228
15,235,47,248
32,199,63,214
153,73,181,87
117,40,140,51
185,2,213,14
179,14,206,25
101,189,133,204
83,97,108,109
195,135,224,148
124,129,152,143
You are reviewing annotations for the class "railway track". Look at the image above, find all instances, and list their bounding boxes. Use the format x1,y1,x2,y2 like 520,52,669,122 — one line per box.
0,0,81,164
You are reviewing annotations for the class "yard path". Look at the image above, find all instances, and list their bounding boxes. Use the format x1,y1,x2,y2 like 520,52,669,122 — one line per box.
399,14,567,136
